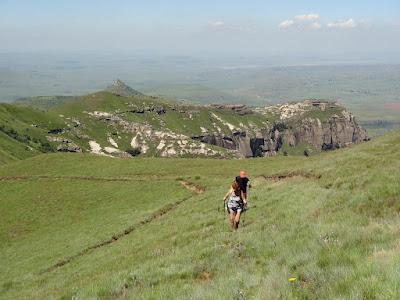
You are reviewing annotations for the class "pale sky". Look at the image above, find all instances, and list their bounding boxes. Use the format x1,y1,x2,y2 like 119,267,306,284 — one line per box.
1,0,399,56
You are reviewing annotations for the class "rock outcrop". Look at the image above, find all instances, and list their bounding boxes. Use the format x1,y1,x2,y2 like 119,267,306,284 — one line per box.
208,104,253,116
106,80,143,97
46,136,82,153
193,131,253,157
195,100,368,157
56,142,82,153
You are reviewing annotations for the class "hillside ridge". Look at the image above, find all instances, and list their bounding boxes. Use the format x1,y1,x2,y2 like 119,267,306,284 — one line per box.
1,82,368,162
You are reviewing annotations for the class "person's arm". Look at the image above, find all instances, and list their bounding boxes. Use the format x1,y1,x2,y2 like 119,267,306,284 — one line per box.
241,190,248,205
223,188,233,202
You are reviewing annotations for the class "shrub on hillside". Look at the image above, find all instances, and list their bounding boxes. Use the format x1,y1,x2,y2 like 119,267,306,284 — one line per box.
254,147,264,157
126,148,141,157
0,125,31,144
39,141,56,153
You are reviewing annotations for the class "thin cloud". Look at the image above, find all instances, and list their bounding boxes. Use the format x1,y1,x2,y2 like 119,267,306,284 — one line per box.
279,13,321,30
278,20,294,29
327,18,357,29
294,14,320,22
209,21,225,27
309,22,322,29
208,21,255,32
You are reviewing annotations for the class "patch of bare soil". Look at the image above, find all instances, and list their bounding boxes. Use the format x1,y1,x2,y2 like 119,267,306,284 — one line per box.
258,171,321,182
180,181,205,194
195,271,212,282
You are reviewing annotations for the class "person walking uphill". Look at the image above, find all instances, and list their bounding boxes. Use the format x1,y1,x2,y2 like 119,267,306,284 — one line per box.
223,181,245,230
235,171,251,206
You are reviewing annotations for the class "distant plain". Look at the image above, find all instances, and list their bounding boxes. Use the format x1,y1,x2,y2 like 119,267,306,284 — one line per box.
1,52,399,136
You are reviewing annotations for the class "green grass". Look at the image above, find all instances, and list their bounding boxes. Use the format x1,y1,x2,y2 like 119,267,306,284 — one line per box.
0,104,66,161
1,89,369,163
300,106,345,123
52,91,274,136
1,130,400,299
14,96,76,110
45,91,284,157
280,142,317,156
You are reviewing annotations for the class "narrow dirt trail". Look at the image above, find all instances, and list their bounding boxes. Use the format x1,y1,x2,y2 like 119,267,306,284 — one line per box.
180,181,206,194
41,181,205,273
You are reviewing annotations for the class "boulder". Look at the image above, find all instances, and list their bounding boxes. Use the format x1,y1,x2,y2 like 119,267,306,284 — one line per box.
57,142,82,153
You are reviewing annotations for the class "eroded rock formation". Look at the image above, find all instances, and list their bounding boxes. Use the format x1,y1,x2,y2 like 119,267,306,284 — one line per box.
194,100,368,157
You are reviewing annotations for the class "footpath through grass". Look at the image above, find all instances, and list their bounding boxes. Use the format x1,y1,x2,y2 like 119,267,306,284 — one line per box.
1,130,400,299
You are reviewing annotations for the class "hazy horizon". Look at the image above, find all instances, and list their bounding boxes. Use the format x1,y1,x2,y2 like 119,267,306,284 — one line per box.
1,0,399,56
1,0,399,125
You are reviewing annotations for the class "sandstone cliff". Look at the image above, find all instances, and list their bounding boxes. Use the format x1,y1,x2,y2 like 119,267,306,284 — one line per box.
194,100,368,157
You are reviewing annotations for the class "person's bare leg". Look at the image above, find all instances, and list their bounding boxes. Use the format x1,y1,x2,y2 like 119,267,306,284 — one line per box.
234,210,241,229
229,212,235,229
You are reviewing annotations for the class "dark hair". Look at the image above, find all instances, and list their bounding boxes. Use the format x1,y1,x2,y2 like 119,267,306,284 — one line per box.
232,181,241,196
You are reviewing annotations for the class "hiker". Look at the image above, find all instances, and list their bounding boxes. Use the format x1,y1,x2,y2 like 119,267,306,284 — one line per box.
223,181,246,229
235,171,251,206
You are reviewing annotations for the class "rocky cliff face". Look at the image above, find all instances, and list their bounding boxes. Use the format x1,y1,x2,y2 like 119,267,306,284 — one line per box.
194,100,368,157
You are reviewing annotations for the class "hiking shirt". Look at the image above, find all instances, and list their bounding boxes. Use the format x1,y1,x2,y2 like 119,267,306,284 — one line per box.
235,176,249,193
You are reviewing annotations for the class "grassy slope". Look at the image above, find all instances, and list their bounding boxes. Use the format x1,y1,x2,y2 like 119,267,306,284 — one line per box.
0,130,399,299
50,92,277,156
0,132,34,163
0,92,278,162
14,96,76,110
0,104,66,163
52,91,274,136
